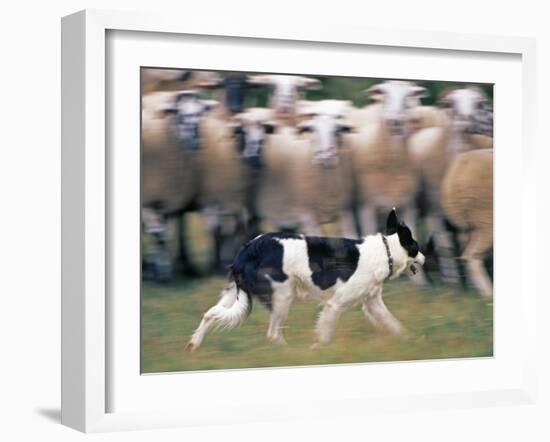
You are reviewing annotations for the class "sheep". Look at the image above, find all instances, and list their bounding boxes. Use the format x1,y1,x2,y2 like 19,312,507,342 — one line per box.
246,74,321,124
441,149,493,297
196,107,253,270
189,72,283,270
343,80,429,283
141,90,217,281
407,86,493,285
193,75,321,269
348,81,426,233
246,100,356,236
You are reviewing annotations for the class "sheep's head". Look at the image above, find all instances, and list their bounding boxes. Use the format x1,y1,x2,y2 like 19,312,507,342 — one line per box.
297,107,355,169
196,72,257,115
364,81,428,138
385,208,425,277
438,86,489,132
248,74,321,115
231,108,277,170
163,90,218,151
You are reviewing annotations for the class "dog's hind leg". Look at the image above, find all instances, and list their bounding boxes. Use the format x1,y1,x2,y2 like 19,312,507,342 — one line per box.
267,281,295,345
185,315,216,353
364,286,403,335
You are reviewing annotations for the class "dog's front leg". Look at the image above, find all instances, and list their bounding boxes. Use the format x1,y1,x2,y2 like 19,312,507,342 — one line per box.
364,287,403,336
313,302,342,347
313,292,353,347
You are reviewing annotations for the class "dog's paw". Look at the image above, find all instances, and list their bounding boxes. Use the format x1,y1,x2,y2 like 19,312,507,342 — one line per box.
184,341,196,352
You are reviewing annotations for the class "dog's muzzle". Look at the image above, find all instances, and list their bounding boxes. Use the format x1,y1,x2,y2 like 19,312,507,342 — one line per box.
409,252,425,275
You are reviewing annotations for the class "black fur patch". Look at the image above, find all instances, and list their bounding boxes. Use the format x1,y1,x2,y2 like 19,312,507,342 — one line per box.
396,224,419,258
385,209,419,258
306,237,362,290
230,233,300,310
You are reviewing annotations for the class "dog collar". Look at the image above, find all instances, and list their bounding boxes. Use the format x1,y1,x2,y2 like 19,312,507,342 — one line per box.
381,235,394,279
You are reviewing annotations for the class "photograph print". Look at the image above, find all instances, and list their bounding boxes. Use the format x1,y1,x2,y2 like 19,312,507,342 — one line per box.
141,68,493,373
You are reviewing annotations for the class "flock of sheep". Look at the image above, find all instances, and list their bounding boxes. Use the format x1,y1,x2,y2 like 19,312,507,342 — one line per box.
141,68,494,297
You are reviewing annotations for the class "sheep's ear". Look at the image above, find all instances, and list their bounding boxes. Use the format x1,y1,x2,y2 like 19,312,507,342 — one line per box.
246,75,273,86
196,78,224,89
386,209,398,235
411,86,428,99
437,87,456,107
175,90,199,102
363,84,384,102
300,77,321,90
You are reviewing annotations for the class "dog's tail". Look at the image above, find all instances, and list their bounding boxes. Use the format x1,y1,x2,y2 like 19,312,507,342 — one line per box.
185,280,251,352
186,236,264,352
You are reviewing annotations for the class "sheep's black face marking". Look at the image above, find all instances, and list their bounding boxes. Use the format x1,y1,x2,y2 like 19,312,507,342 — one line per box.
222,76,249,114
306,237,362,290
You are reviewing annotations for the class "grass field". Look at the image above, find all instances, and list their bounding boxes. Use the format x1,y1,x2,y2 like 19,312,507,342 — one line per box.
141,276,493,373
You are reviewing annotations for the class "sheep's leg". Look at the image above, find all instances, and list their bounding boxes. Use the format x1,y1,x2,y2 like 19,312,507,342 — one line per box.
340,209,358,238
201,208,234,274
462,230,493,298
426,214,461,286
359,204,377,236
363,286,403,335
175,213,200,277
267,282,295,345
299,212,322,236
218,214,245,271
401,206,428,286
142,208,173,283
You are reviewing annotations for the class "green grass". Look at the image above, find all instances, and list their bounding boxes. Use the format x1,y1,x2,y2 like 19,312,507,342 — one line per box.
141,277,493,373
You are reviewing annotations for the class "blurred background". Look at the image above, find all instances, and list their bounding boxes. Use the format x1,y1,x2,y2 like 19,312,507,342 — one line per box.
141,68,493,373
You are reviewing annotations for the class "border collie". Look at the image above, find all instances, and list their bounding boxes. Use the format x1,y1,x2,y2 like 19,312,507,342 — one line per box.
185,209,425,351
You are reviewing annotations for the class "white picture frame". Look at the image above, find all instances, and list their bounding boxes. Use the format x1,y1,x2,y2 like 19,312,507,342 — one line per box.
61,9,537,433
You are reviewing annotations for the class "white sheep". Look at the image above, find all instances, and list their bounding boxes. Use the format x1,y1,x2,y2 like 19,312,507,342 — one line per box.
441,149,493,297
407,86,493,284
251,100,356,236
348,81,426,232
246,74,321,124
344,80,429,283
141,90,217,281
195,87,268,270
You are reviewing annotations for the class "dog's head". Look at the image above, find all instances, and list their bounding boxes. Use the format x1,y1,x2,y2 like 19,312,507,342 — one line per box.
385,209,425,276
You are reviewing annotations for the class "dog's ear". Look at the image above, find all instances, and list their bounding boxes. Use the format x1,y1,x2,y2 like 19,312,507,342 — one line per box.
397,222,419,257
397,222,413,246
386,208,398,235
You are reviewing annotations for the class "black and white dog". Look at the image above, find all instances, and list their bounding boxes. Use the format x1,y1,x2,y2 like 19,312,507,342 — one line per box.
185,209,425,351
